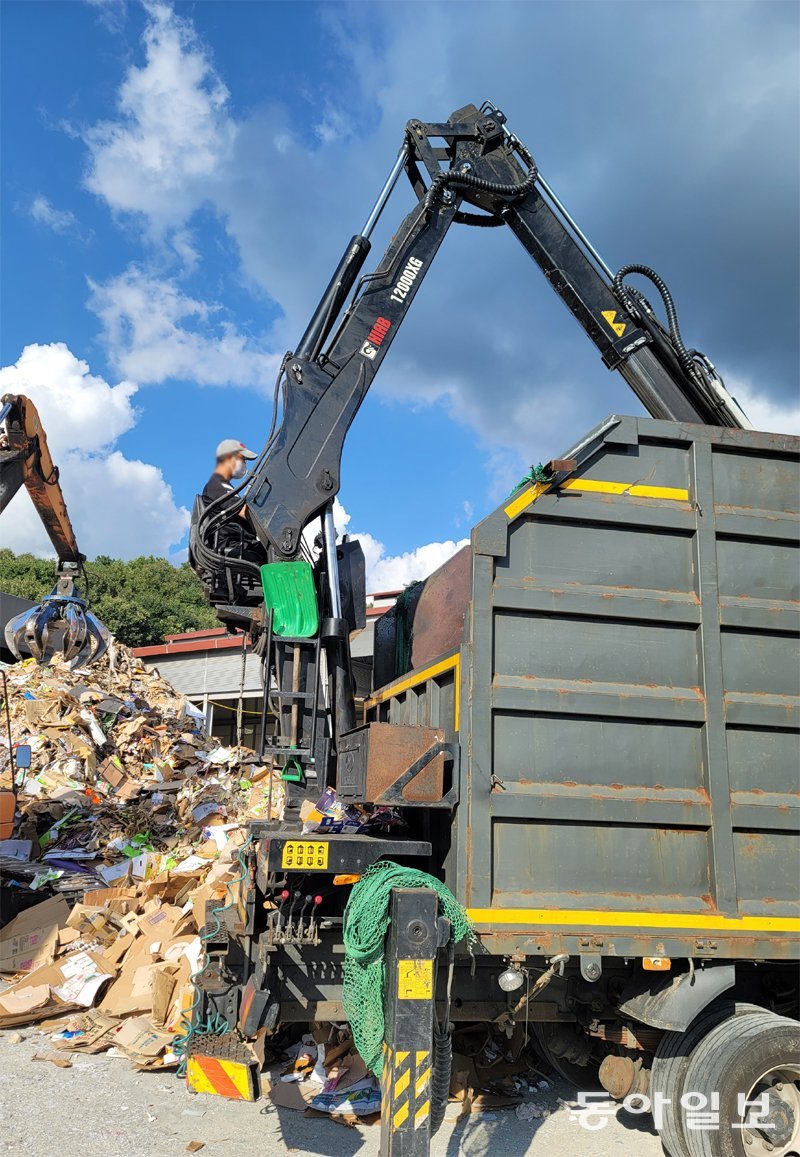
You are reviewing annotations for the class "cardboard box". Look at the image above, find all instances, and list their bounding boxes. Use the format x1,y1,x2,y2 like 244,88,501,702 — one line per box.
0,895,71,973
0,951,115,1028
115,1015,173,1058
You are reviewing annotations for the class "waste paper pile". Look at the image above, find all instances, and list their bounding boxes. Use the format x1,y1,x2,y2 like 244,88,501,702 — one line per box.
0,642,283,1065
0,643,555,1122
0,644,282,889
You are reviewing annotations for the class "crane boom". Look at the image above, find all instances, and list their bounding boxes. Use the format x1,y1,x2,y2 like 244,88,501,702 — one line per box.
0,393,109,664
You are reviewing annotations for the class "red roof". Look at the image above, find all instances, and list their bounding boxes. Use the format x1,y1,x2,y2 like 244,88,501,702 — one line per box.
164,627,228,642
133,634,248,658
134,597,394,659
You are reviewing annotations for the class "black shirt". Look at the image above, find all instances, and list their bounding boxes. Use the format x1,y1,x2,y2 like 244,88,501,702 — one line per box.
202,471,246,551
202,471,240,508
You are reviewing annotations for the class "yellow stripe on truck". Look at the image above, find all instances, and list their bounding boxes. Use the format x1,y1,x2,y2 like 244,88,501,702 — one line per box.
466,909,800,933
504,478,690,521
365,653,461,732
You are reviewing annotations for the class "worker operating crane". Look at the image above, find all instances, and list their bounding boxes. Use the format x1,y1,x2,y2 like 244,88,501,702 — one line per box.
0,393,109,665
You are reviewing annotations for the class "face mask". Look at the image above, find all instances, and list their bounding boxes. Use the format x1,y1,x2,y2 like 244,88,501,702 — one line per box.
232,458,247,479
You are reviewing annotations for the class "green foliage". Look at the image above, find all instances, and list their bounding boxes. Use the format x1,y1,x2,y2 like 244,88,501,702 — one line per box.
0,549,218,648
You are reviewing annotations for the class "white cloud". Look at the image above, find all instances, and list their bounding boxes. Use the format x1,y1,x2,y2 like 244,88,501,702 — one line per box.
358,533,470,592
170,228,200,272
85,0,127,36
725,374,800,435
84,1,235,229
75,1,798,507
0,342,189,558
331,499,468,592
0,342,137,455
88,266,280,388
29,195,80,235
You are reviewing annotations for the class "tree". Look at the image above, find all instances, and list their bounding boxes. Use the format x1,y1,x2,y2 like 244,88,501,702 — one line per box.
0,549,218,648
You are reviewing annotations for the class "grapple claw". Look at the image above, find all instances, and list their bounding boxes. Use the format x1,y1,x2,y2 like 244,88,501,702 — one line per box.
5,605,42,660
22,599,59,661
72,611,110,667
4,585,110,667
62,601,88,662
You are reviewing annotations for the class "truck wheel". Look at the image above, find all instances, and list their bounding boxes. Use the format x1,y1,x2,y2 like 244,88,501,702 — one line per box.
651,1002,767,1157
532,1023,602,1090
681,1011,800,1157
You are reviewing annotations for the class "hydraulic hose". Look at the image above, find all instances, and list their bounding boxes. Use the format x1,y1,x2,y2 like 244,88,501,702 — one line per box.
612,263,698,382
430,1021,453,1134
454,209,505,227
424,138,538,216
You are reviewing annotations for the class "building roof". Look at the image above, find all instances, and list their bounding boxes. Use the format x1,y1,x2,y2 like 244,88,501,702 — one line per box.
133,598,393,660
133,633,247,658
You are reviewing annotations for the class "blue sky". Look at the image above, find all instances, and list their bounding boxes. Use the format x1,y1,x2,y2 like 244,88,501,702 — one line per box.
2,0,798,586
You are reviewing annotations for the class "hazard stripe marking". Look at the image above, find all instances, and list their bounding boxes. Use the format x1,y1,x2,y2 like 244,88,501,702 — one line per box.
187,1055,248,1100
393,1101,409,1128
394,1068,410,1097
415,1099,430,1129
415,1067,431,1098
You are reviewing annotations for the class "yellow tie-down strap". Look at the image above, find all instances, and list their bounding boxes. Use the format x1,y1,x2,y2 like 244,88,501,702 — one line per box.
467,908,800,934
504,477,690,522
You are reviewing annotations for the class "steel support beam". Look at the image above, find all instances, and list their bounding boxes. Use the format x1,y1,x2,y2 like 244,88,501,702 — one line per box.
380,889,438,1157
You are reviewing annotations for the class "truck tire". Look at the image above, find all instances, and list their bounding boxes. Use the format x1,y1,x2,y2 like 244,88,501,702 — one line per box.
532,1023,602,1090
681,1010,800,1157
651,1002,766,1157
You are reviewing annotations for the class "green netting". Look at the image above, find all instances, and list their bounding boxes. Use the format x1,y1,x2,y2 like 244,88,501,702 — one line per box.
393,580,423,677
341,860,474,1077
260,561,319,637
508,462,553,497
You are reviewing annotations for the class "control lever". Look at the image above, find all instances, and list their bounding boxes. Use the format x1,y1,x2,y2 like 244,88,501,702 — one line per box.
286,892,301,939
296,895,312,940
270,888,290,944
306,894,323,943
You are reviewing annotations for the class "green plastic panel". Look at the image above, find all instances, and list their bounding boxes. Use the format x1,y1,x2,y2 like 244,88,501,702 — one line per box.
260,561,319,638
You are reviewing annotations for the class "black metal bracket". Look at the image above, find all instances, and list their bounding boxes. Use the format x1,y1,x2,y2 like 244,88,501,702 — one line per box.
376,740,460,809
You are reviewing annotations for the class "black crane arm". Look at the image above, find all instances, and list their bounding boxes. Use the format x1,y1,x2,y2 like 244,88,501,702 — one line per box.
197,101,750,573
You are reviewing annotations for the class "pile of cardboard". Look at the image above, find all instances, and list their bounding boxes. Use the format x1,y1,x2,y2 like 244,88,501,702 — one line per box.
0,642,284,892
0,640,285,1068
0,862,235,1068
263,1028,382,1125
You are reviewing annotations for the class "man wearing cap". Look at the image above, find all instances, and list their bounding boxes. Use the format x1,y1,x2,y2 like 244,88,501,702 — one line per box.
202,439,259,551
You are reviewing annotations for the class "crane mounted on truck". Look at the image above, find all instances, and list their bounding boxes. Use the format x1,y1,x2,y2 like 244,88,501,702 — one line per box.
0,393,110,665
187,103,799,1157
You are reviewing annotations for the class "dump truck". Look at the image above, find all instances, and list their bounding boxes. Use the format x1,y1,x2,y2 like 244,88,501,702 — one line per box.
188,104,799,1157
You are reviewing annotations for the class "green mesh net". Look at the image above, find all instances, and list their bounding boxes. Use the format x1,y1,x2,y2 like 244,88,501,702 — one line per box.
508,462,553,497
393,580,423,678
341,860,474,1077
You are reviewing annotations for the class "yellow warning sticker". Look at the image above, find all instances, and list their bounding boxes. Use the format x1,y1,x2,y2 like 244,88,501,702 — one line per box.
397,959,433,1000
281,840,329,870
602,309,627,337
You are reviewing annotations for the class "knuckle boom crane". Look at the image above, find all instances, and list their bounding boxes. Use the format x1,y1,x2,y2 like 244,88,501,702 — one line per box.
190,100,749,789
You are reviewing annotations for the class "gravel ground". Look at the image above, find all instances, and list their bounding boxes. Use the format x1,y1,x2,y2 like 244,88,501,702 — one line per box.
0,1028,664,1157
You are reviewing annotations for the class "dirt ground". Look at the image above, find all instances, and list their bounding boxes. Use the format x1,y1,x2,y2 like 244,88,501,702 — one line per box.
0,1028,665,1157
